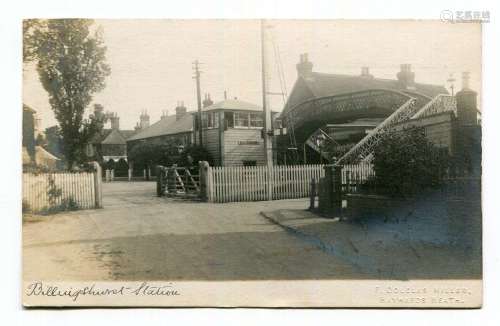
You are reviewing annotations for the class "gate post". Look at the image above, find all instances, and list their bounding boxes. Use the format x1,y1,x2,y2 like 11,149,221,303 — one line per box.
332,164,343,216
321,165,333,213
156,165,164,197
320,164,342,216
198,161,210,202
91,162,103,208
309,178,316,210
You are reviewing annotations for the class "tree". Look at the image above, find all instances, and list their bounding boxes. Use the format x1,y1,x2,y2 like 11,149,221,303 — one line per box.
23,19,46,63
128,142,176,170
44,125,63,158
33,19,110,169
371,127,449,197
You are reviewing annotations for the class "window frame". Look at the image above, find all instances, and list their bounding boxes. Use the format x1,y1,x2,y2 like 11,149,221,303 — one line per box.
234,112,250,128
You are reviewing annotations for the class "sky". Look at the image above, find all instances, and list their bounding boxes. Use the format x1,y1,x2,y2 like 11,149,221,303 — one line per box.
23,20,482,130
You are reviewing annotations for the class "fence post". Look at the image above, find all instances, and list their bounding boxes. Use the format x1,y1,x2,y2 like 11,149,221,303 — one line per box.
143,169,147,180
309,178,316,210
128,168,132,181
91,161,103,208
156,165,164,197
105,169,110,182
198,161,210,202
111,169,115,182
321,165,333,213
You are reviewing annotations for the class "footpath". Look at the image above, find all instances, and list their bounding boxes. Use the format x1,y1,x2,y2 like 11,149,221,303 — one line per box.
260,205,481,280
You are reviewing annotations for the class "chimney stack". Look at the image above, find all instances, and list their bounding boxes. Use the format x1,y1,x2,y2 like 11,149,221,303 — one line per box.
175,101,187,121
397,64,415,89
139,110,150,129
110,112,120,130
296,53,313,78
360,66,373,79
456,72,478,126
160,110,169,120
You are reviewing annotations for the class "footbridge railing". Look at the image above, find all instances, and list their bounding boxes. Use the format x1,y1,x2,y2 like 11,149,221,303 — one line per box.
412,94,456,119
335,93,454,165
335,97,418,165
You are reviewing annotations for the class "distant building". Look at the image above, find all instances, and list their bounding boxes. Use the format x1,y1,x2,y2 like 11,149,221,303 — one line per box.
193,97,278,166
86,106,137,164
35,146,62,169
126,102,194,155
22,104,36,165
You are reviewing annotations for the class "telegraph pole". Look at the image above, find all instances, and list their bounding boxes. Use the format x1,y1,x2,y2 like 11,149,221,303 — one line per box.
261,19,274,200
193,60,203,146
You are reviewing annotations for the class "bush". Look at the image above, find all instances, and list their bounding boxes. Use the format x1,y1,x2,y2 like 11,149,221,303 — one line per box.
371,127,449,198
39,197,79,215
22,200,32,214
178,145,214,167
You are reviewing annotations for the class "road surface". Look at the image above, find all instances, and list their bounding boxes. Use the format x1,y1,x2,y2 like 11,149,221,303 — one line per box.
23,182,362,281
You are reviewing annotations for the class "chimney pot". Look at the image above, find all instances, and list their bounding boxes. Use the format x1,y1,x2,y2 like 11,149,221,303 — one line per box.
397,63,415,88
361,66,373,78
296,53,313,78
176,102,187,121
462,71,471,90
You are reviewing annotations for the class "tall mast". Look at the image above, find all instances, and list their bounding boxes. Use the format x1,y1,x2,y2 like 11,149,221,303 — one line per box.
193,60,203,146
261,19,274,199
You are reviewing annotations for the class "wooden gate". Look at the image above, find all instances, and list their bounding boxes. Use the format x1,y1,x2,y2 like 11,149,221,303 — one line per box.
157,166,200,199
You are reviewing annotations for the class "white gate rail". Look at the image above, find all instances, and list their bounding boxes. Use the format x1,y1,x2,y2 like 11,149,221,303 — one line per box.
207,164,325,203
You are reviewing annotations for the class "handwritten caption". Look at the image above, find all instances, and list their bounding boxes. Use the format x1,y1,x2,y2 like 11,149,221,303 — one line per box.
26,281,180,302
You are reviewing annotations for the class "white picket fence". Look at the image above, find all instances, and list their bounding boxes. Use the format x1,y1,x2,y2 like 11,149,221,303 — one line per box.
207,164,325,203
23,172,100,212
341,163,375,184
341,163,375,194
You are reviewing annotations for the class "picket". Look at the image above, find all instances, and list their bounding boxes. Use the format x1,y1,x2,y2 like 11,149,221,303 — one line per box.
207,164,326,203
23,172,99,213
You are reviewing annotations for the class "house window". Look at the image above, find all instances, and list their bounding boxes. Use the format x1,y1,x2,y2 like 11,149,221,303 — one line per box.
211,112,219,128
202,112,219,129
202,113,208,128
224,112,234,129
235,112,249,127
250,113,263,127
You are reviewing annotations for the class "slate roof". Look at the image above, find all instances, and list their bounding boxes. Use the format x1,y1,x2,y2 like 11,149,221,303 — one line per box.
305,72,447,98
92,129,137,145
101,129,128,145
127,113,193,141
202,99,262,112
283,72,449,115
